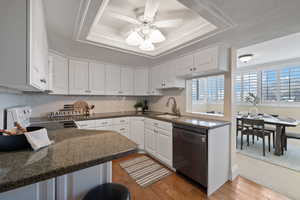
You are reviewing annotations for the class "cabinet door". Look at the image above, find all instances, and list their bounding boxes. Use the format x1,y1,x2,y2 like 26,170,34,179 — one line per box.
156,129,172,167
29,0,49,91
194,47,218,73
121,67,134,95
69,59,89,95
48,54,68,94
149,66,162,95
105,65,121,95
134,68,149,95
175,54,194,77
130,117,145,149
89,62,105,95
145,128,156,156
0,178,55,200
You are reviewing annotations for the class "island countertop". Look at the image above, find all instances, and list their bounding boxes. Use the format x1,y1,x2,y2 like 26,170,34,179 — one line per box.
0,129,137,193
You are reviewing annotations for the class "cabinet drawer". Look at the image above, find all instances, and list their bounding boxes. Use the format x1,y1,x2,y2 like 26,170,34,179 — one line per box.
95,119,113,127
95,125,113,131
113,125,129,133
145,119,172,131
76,120,96,129
158,128,172,137
112,117,129,125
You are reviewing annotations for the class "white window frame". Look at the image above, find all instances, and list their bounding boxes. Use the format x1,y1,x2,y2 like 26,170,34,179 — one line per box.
235,62,300,107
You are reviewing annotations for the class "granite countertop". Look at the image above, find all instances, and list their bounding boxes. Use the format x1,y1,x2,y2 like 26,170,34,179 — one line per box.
0,129,137,193
31,111,230,129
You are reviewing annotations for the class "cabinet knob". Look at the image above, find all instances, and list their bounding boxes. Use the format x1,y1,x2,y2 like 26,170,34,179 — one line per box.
193,67,196,71
190,68,193,71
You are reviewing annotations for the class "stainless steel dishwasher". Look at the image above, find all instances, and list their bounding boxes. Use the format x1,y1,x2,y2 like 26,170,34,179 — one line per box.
173,123,208,187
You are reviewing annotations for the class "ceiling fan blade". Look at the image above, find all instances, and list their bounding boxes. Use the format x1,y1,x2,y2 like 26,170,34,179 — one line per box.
144,0,160,22
107,11,141,25
154,19,183,28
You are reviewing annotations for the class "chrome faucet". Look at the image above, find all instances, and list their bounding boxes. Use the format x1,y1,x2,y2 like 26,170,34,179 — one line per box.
166,97,181,116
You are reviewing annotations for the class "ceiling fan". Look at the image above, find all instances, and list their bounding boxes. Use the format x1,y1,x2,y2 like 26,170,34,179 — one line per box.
107,0,183,51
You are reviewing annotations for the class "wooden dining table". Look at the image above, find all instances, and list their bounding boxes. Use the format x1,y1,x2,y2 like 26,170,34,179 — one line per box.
237,115,300,156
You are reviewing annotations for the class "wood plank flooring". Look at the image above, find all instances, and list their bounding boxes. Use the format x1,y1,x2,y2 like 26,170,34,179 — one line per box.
112,153,290,200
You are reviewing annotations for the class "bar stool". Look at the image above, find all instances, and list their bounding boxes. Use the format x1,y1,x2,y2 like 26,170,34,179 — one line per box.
83,183,131,200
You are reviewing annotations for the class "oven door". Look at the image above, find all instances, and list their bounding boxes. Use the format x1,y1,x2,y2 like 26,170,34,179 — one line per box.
173,127,207,187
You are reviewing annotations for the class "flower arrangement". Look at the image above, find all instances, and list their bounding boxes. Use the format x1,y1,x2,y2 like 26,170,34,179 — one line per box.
245,92,259,106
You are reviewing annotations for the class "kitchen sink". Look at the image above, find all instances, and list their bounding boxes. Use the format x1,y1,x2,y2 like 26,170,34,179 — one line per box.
155,114,180,119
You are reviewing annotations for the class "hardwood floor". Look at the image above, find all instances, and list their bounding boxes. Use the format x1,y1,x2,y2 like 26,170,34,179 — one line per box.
112,153,290,200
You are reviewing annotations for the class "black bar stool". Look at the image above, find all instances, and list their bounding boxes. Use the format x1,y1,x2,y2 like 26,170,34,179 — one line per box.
83,183,131,200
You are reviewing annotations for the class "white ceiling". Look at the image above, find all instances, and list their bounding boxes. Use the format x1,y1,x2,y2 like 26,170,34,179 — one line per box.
78,0,232,58
237,32,300,68
44,0,300,63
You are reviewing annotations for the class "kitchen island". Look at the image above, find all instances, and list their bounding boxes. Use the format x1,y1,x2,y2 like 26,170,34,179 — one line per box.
0,128,137,200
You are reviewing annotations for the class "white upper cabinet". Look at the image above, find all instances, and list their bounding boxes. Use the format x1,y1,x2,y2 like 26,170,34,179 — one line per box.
48,53,68,94
160,60,185,89
175,55,194,76
134,68,149,96
89,62,105,95
105,64,121,95
176,45,229,78
149,65,163,95
121,67,134,95
69,59,89,95
0,0,49,91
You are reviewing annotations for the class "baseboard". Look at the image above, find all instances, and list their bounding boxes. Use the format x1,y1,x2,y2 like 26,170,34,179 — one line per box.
230,164,239,181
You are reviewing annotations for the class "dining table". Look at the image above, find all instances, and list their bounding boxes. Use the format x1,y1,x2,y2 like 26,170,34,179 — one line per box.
236,114,300,156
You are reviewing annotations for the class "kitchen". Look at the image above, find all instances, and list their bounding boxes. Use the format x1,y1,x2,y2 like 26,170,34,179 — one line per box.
1,0,300,199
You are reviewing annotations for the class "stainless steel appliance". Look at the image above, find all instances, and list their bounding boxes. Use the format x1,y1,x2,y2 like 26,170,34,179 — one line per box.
173,123,208,187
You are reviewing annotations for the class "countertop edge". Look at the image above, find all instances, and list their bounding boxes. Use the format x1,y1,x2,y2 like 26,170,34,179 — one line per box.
0,148,137,193
32,112,231,130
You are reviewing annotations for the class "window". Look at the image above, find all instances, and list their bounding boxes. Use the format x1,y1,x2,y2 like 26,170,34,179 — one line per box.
188,75,224,116
234,72,258,103
280,66,300,102
262,70,277,102
235,65,300,104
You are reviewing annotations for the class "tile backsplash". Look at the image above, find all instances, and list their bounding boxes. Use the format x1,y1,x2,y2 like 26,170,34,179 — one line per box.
0,91,143,117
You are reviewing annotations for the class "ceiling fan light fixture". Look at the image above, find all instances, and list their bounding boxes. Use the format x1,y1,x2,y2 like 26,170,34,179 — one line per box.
149,29,165,43
139,39,155,51
126,31,143,46
238,54,254,63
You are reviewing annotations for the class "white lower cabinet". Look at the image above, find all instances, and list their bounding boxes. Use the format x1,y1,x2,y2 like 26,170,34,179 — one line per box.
156,129,172,166
0,179,55,200
144,128,157,156
145,119,173,167
130,117,145,149
76,117,173,167
56,162,112,200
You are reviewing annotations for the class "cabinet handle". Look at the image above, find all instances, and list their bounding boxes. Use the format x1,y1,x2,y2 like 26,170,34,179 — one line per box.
120,120,125,122
190,68,193,71
40,79,47,83
102,122,108,125
193,67,196,71
120,128,125,131
85,90,91,93
118,91,123,94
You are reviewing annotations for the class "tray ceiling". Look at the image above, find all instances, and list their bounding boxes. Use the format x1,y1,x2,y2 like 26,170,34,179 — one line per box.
74,0,234,58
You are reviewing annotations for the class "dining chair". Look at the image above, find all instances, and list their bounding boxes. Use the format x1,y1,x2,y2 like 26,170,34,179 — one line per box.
283,131,300,151
240,118,271,156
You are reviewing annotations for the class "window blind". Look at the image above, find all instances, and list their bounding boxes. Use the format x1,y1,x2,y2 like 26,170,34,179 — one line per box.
262,70,278,102
242,72,258,101
191,75,224,104
280,67,300,102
